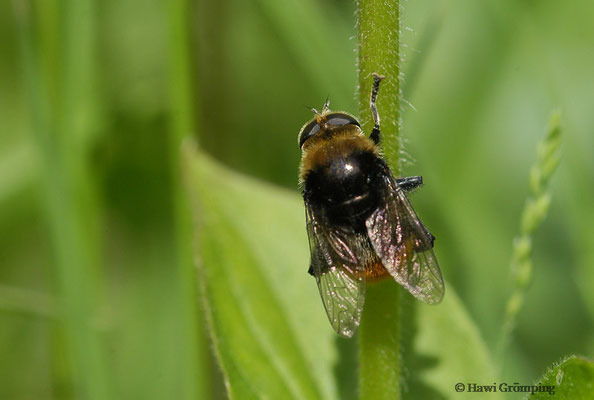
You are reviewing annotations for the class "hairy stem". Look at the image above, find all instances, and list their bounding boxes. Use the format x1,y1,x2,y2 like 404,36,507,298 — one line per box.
357,1,402,399
357,0,401,174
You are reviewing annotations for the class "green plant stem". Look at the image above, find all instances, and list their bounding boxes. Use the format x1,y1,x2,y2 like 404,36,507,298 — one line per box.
357,1,402,399
15,0,111,399
357,0,401,173
167,1,209,399
358,280,401,399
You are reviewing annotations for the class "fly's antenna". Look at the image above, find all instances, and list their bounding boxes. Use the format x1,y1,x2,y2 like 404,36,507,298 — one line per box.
322,95,331,113
309,96,330,116
370,73,385,144
311,96,331,124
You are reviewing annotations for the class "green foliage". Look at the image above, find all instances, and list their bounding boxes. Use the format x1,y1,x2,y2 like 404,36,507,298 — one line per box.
2,0,594,399
528,356,594,400
500,112,562,363
15,0,111,398
185,146,500,399
186,147,338,399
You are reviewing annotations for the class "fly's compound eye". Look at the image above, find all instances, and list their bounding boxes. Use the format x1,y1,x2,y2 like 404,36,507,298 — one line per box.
298,119,321,148
325,113,361,128
298,112,360,148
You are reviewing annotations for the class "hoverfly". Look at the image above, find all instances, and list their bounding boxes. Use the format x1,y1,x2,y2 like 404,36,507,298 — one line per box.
298,73,444,337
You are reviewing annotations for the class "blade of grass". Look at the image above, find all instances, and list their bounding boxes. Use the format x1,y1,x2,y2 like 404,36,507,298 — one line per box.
14,0,111,398
167,0,209,399
357,1,403,399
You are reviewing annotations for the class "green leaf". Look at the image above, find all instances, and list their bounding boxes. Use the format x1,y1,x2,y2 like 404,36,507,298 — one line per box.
184,145,500,399
404,290,503,400
526,356,594,400
185,146,338,400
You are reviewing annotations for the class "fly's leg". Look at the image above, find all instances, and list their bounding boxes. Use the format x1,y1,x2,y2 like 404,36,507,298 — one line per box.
396,175,436,249
369,72,385,144
368,73,435,248
424,229,436,248
396,176,423,192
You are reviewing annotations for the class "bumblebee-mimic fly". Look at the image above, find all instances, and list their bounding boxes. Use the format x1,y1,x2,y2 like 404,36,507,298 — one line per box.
298,73,444,337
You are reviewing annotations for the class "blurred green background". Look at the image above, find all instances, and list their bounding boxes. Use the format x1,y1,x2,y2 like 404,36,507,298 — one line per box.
1,0,593,399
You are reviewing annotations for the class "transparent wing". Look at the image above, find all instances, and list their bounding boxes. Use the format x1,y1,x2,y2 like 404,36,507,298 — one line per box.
305,205,366,337
365,169,444,304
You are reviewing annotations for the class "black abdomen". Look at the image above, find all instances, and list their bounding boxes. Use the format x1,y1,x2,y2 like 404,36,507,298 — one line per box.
305,150,383,228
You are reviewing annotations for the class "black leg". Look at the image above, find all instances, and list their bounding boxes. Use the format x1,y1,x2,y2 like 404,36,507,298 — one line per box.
427,231,436,247
396,176,423,192
369,73,385,144
397,175,436,249
415,226,436,250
